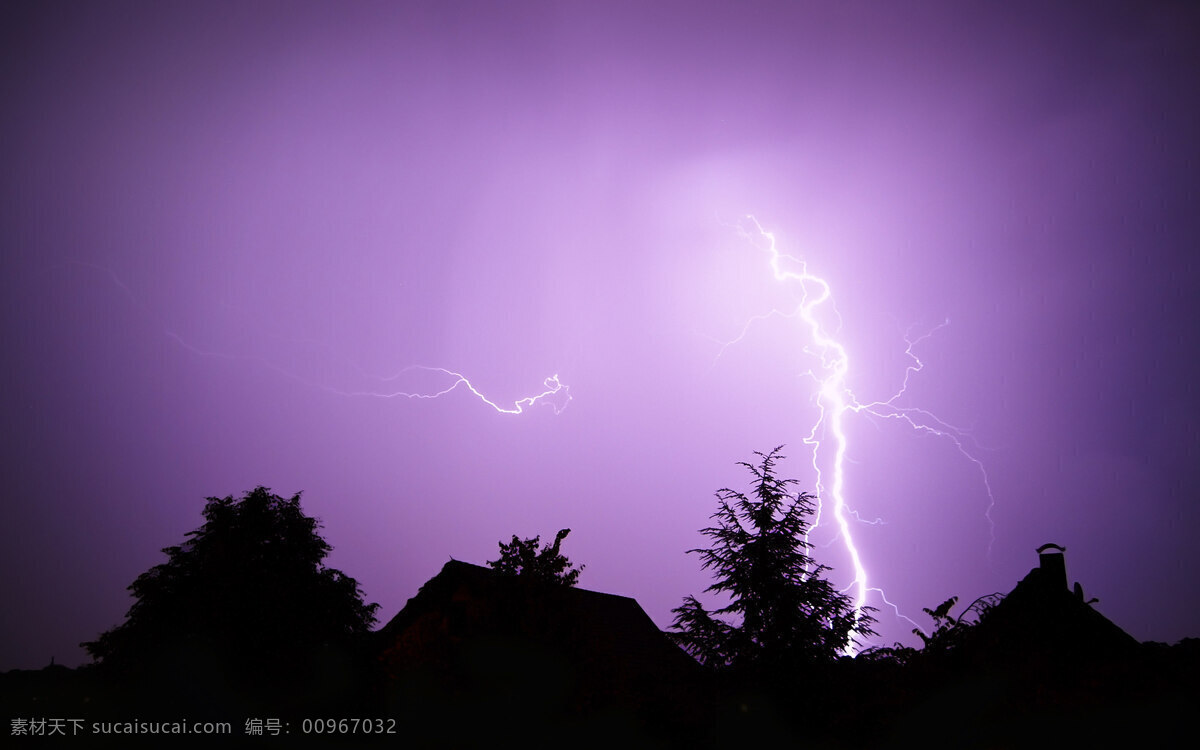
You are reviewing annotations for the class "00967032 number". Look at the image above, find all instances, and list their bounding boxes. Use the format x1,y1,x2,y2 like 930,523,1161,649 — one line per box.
300,718,397,734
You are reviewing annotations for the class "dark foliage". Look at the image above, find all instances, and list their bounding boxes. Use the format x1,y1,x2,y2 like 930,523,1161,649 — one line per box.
914,595,963,651
82,487,378,710
913,593,1004,656
671,447,875,671
859,593,1005,667
487,528,583,586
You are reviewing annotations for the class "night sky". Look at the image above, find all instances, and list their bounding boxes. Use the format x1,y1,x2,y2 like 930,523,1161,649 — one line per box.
3,1,1198,672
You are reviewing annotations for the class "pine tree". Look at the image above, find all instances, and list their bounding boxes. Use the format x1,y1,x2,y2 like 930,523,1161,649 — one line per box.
671,447,875,670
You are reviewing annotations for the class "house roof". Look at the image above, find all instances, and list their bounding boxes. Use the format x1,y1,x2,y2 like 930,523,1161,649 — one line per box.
374,560,701,715
959,547,1138,665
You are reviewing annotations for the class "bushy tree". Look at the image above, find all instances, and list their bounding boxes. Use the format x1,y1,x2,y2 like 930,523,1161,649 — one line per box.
488,528,583,586
671,447,875,670
83,487,378,705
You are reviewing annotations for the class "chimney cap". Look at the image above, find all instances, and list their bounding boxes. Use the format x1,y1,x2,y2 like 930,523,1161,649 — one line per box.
1036,542,1066,554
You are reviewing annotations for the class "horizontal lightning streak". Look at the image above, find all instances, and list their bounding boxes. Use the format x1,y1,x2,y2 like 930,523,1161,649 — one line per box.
50,260,571,416
330,367,571,415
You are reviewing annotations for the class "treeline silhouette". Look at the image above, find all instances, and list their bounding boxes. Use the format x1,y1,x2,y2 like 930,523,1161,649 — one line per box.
3,454,1198,748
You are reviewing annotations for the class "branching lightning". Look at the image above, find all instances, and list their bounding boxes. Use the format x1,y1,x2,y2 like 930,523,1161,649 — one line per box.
720,217,995,650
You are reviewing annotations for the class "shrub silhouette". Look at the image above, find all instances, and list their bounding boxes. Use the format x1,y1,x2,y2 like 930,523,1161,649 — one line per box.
912,593,1004,658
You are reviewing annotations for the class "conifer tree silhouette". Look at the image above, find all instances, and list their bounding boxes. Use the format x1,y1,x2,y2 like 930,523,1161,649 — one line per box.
671,447,875,670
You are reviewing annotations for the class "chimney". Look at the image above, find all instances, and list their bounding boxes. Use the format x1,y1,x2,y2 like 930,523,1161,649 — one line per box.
1036,543,1068,591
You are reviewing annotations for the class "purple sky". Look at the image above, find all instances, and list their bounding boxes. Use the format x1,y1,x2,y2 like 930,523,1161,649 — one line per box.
3,1,1198,671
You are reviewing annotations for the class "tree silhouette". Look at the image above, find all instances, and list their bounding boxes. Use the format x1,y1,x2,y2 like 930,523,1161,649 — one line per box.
671,447,875,670
487,528,583,586
82,487,378,709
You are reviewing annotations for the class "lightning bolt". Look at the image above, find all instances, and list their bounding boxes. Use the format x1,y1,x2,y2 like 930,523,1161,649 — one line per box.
330,366,571,415
720,217,995,651
47,261,571,416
